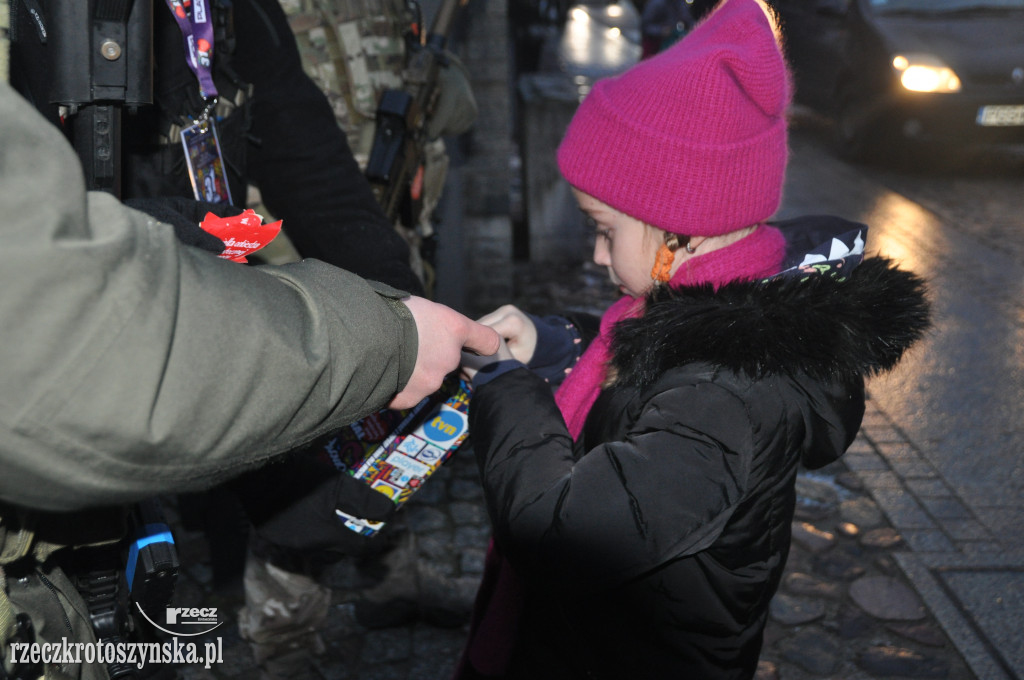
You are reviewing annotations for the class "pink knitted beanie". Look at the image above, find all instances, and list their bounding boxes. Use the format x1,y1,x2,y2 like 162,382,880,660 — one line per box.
557,0,792,236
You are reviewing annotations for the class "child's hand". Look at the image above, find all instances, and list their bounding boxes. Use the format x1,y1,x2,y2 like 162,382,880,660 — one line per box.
476,304,538,365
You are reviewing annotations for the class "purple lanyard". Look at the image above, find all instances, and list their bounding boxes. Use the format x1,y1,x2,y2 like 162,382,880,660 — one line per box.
164,0,218,99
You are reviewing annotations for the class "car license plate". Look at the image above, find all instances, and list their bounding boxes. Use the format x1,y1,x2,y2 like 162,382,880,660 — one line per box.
976,105,1024,126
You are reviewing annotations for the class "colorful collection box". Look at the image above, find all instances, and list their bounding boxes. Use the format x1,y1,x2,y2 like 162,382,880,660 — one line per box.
310,377,472,536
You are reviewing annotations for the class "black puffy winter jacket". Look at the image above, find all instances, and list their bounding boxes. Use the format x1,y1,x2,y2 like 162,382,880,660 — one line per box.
467,217,931,679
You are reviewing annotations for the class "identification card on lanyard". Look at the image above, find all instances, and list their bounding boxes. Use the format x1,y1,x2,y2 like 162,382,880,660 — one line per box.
181,117,233,204
165,0,232,204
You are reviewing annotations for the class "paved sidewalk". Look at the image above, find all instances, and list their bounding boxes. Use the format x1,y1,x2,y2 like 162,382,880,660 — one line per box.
778,119,1024,680
774,129,1024,680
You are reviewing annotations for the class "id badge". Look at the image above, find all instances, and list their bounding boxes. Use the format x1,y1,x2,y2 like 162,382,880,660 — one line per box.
180,118,233,205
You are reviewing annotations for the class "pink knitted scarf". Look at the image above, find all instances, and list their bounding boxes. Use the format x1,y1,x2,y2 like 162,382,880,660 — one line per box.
554,223,787,438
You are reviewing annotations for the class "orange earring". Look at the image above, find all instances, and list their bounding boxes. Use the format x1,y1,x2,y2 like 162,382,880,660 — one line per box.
651,243,676,283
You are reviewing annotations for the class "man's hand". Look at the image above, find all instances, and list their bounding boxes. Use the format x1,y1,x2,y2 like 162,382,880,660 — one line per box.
390,297,500,409
476,304,538,364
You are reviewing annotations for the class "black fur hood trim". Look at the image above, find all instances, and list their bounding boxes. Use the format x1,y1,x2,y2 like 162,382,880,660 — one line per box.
609,257,931,392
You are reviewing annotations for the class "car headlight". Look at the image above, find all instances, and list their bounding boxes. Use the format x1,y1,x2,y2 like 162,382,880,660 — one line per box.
892,54,961,93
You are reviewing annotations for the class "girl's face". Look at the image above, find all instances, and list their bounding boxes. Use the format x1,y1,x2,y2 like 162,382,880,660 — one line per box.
574,189,662,298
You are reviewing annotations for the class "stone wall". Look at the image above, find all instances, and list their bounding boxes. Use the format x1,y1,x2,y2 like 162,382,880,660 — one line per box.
435,0,516,316
516,73,586,265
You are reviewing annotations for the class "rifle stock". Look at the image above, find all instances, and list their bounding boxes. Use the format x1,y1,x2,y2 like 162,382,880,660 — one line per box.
365,0,465,227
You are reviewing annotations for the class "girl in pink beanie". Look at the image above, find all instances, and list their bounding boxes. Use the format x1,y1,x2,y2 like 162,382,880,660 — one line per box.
456,1,930,678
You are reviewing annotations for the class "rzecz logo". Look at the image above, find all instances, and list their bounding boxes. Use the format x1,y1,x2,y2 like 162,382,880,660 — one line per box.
136,605,223,636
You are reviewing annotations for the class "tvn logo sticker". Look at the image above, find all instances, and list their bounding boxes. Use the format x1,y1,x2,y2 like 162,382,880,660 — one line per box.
422,406,466,445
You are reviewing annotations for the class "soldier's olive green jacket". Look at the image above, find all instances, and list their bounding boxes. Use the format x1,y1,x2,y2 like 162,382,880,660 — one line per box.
0,81,418,512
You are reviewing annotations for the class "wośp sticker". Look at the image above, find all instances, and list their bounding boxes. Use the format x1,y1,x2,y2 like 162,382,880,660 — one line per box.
199,209,282,263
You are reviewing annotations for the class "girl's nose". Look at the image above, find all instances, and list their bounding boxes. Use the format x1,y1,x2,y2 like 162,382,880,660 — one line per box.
593,238,610,267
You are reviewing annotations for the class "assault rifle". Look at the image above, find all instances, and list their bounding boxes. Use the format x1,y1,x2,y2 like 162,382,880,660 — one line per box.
364,0,465,229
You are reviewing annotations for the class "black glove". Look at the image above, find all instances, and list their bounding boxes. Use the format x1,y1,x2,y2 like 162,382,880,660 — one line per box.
231,454,398,556
124,196,243,254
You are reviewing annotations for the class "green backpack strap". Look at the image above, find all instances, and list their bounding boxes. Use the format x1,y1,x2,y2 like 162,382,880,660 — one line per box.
0,507,36,567
1,565,18,675
0,565,44,680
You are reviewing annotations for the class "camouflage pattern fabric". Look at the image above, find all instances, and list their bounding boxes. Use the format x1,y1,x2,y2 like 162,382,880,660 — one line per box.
282,0,460,294
281,0,412,167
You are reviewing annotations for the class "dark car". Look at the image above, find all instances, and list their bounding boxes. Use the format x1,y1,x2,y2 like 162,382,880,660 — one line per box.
770,0,1024,160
